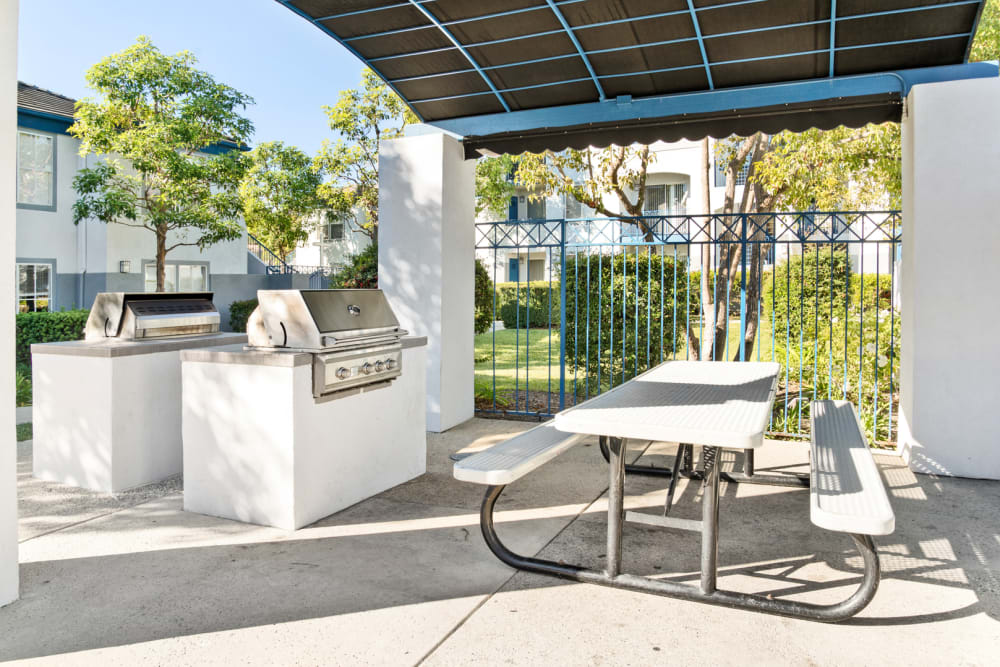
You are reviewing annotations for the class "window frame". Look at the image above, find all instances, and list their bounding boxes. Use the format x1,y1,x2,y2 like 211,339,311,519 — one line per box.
16,129,57,211
16,261,54,313
323,219,346,242
142,260,210,293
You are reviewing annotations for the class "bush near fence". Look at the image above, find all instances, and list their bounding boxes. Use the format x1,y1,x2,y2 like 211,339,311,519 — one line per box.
16,310,89,367
763,249,899,442
496,281,561,329
474,259,494,335
229,298,259,333
563,251,690,391
329,243,378,289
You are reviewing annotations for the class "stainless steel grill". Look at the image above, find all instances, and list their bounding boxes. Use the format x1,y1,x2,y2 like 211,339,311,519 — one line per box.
85,292,220,341
247,289,407,399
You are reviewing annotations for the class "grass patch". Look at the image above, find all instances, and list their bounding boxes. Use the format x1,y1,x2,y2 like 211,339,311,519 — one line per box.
475,317,775,396
16,422,32,442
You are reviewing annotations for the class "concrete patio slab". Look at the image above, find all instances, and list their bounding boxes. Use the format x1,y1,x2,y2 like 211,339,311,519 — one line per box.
3,418,999,665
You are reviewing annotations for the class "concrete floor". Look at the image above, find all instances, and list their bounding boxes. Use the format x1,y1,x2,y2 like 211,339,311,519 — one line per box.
2,419,999,665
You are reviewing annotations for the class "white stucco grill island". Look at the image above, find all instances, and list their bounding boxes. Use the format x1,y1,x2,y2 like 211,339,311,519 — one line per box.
32,331,247,493
180,336,427,530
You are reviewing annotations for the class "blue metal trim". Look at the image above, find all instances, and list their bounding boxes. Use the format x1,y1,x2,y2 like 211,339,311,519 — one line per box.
343,1,588,43
544,0,605,100
427,62,998,136
686,0,714,90
829,0,837,77
17,108,73,135
274,0,426,122
405,0,510,112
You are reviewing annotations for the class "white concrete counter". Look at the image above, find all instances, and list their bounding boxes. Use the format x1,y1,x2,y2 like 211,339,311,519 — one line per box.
180,337,427,530
32,332,247,493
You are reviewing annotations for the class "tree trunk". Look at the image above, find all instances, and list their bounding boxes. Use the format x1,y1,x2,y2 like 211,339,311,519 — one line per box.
156,225,168,292
689,138,714,361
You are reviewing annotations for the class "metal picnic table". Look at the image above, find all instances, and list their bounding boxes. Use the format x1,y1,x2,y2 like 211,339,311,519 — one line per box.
473,360,884,622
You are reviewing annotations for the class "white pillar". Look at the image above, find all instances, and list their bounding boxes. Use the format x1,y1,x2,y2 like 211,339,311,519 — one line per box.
899,76,1000,480
378,130,474,432
1,0,20,606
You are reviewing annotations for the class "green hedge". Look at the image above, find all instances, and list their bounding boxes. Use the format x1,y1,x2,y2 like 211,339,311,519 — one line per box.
764,249,850,338
229,298,259,333
16,310,89,367
330,243,378,289
563,252,689,388
496,281,560,329
474,259,494,335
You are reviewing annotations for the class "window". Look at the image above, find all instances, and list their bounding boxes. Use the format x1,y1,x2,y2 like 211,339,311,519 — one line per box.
713,140,751,187
643,184,688,215
526,197,546,220
144,263,208,292
324,219,345,241
17,131,55,208
17,263,51,312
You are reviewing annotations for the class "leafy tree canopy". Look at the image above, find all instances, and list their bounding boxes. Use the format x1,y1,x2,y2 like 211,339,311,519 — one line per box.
314,69,416,242
70,36,254,290
239,141,323,261
971,0,1000,62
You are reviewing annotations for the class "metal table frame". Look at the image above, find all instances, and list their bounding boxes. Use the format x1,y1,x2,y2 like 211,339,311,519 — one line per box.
479,438,882,623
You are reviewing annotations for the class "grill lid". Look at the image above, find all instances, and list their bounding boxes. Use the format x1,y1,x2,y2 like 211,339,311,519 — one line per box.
248,289,404,351
85,292,219,341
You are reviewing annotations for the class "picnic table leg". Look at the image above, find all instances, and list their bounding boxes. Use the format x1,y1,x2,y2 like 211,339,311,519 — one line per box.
605,436,626,578
700,446,721,594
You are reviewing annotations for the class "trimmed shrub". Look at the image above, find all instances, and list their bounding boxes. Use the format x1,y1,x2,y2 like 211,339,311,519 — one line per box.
229,298,259,333
16,310,88,367
330,243,378,289
496,281,560,329
563,251,689,390
763,248,850,339
474,259,494,335
16,364,31,407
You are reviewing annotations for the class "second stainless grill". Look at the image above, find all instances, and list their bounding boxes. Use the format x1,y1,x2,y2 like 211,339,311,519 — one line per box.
247,289,407,398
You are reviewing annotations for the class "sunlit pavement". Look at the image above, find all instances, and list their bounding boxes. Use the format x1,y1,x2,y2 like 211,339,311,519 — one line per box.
3,419,999,665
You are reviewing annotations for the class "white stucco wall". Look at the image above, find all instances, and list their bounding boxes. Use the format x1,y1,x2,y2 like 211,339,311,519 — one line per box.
899,76,1000,480
1,0,20,607
290,210,371,270
379,131,475,432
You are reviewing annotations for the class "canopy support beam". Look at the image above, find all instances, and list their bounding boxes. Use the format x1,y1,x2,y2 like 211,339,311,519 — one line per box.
544,0,606,101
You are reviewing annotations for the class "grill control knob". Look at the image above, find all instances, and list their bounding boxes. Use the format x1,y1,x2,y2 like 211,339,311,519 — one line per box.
335,367,350,380
361,362,374,375
385,358,398,371
374,360,385,372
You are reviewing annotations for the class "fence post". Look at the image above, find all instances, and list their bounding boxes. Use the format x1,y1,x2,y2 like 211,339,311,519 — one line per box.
559,218,567,411
738,213,748,362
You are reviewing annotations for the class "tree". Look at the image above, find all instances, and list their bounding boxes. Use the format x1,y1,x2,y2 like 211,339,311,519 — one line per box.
971,0,1000,62
476,145,657,240
239,141,323,261
70,36,254,291
314,69,416,242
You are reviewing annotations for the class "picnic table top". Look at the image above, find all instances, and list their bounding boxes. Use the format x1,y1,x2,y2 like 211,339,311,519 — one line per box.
554,361,780,450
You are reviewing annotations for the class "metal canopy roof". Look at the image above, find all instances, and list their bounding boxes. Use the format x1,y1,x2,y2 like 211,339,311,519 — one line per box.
279,0,996,156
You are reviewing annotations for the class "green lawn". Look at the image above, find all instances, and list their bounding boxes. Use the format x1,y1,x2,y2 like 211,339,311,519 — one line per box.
475,317,775,397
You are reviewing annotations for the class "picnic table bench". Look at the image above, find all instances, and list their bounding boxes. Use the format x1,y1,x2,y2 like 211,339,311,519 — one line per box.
454,361,894,622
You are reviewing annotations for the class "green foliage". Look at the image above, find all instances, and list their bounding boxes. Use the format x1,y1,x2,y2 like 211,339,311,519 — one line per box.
16,364,32,408
563,252,689,389
754,125,901,210
474,375,512,410
971,0,1000,62
496,281,560,329
70,36,253,291
330,243,379,289
16,310,89,367
16,423,33,442
239,141,323,261
229,298,259,333
764,251,900,443
475,154,518,219
474,259,494,335
764,249,851,340
314,69,416,242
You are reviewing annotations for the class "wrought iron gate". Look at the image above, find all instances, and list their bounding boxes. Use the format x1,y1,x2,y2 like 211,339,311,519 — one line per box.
475,211,902,445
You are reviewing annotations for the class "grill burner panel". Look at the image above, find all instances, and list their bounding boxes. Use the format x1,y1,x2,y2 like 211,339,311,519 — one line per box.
247,289,407,399
85,292,220,341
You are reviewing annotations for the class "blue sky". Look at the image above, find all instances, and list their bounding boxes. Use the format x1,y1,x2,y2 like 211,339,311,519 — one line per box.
17,0,366,155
